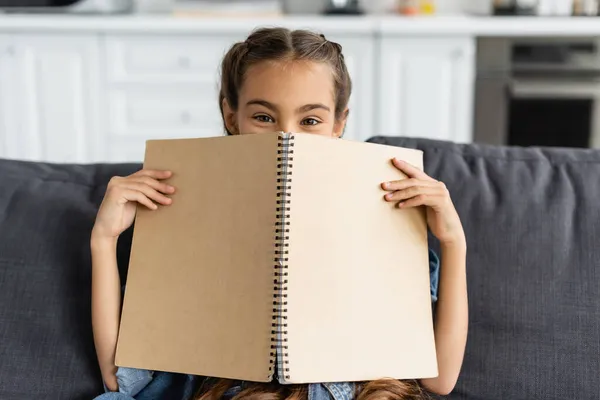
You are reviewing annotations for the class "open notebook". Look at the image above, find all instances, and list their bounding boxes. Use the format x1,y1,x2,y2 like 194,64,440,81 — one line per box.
115,132,438,384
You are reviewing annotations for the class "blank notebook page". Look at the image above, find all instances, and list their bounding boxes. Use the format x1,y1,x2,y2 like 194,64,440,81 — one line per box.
115,134,278,382
282,134,438,383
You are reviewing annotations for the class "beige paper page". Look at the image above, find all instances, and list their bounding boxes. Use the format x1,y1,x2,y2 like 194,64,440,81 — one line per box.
283,133,437,383
115,134,278,382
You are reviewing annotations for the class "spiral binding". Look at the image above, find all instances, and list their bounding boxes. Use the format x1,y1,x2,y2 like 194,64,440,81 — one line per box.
270,133,294,381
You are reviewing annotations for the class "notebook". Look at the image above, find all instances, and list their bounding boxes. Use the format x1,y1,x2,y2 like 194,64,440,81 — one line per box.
115,132,438,384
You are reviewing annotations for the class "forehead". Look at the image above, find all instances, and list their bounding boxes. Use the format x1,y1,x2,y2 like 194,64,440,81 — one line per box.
239,60,335,107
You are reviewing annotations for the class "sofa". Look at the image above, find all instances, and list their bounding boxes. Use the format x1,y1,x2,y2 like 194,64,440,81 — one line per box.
0,137,598,400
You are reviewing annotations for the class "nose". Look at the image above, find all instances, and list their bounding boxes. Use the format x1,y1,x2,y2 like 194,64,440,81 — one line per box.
277,119,296,134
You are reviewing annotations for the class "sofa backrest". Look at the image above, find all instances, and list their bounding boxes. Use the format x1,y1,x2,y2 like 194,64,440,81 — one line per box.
0,137,599,399
0,160,139,399
368,137,600,400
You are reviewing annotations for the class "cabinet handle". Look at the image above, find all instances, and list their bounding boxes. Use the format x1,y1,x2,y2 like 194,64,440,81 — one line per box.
178,57,191,68
452,49,464,59
181,111,191,124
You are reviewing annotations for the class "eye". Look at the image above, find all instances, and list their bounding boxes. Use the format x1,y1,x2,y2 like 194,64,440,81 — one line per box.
253,114,274,123
301,118,320,126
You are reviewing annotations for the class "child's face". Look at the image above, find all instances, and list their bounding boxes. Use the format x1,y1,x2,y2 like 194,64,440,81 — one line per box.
222,60,347,137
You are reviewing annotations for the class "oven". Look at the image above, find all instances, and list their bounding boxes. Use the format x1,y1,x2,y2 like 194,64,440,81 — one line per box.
474,37,600,149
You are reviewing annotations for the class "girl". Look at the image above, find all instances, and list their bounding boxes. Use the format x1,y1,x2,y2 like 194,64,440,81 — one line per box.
91,27,468,400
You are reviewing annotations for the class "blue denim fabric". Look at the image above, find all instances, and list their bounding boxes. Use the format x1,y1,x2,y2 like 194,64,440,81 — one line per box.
112,367,153,397
428,249,440,302
320,382,355,400
94,393,135,400
102,250,441,400
98,371,197,400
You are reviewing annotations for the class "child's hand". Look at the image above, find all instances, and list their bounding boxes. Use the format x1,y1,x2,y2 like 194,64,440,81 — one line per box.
381,158,465,246
92,169,175,240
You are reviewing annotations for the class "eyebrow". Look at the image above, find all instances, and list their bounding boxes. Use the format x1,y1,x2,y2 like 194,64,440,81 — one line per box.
246,99,331,113
298,103,331,113
246,99,278,112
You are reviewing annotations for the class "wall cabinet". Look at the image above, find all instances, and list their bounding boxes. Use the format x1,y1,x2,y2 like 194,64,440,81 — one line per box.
0,35,16,160
0,30,475,163
378,37,475,143
0,34,100,163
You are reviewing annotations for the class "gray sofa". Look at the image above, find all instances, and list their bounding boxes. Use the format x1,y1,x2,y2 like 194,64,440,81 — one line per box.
0,137,598,400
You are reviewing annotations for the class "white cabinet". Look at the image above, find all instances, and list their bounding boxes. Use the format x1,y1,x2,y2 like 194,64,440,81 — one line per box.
101,34,376,161
0,34,101,163
0,35,17,160
101,34,239,162
327,35,375,143
0,27,477,163
377,37,475,143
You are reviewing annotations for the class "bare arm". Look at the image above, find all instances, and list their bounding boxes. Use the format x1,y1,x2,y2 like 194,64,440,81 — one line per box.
91,234,121,391
90,170,174,392
419,240,468,395
382,158,468,395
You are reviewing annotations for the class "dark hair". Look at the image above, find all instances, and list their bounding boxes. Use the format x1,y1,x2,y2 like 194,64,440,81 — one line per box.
195,378,429,400
218,27,352,135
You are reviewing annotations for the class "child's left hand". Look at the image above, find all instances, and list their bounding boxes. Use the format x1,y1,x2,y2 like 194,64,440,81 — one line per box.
381,158,465,246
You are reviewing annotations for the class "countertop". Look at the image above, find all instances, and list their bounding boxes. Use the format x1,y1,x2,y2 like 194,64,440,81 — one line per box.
1,13,600,36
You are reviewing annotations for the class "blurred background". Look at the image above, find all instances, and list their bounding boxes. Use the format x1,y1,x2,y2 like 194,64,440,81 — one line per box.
1,0,600,163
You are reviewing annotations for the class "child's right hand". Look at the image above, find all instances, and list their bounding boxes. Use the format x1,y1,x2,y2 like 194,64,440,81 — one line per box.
92,169,175,240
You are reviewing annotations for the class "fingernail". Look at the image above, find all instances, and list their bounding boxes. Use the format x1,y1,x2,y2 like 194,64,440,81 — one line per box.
398,202,405,207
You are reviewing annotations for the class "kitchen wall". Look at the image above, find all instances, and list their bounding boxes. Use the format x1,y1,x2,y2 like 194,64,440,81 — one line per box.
135,0,488,16
243,0,480,15
435,0,491,14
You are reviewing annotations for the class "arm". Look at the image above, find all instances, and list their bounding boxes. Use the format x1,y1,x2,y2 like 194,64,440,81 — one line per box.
420,240,468,395
91,234,121,392
382,158,468,395
90,170,175,391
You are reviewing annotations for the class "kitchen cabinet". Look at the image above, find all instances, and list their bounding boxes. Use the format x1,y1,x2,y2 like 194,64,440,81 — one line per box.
0,34,101,163
100,34,239,162
0,22,477,163
101,33,376,161
327,35,375,143
0,35,16,160
377,37,475,143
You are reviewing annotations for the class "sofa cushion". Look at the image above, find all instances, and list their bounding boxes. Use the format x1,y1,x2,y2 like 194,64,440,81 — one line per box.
368,137,600,400
0,160,140,399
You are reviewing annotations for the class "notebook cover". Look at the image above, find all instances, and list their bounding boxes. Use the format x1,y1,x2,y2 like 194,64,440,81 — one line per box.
115,133,278,382
280,133,438,383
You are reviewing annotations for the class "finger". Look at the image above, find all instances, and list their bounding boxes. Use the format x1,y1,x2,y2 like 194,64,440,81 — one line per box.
121,189,158,210
121,182,173,205
131,176,176,194
381,178,437,191
398,193,445,209
384,186,441,202
391,158,435,182
132,169,173,180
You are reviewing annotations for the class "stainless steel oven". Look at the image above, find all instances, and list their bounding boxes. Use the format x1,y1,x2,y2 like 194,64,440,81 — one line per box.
474,37,600,149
